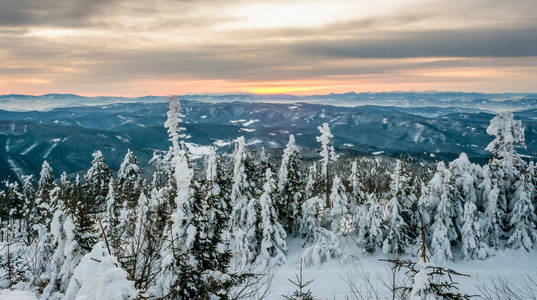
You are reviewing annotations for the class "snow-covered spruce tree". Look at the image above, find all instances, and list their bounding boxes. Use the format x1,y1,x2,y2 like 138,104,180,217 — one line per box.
42,176,97,299
316,122,339,208
507,172,537,251
259,168,287,267
382,160,415,255
229,136,263,266
326,175,350,235
41,207,73,299
85,150,112,212
430,167,455,263
151,95,200,298
21,175,36,245
0,181,21,240
461,198,487,260
424,162,447,222
104,178,123,255
298,196,340,267
35,161,56,229
304,162,318,199
479,165,503,250
350,160,366,205
277,134,304,234
149,149,177,214
485,112,527,231
358,194,384,253
528,161,536,204
116,149,142,209
230,136,256,228
150,150,173,191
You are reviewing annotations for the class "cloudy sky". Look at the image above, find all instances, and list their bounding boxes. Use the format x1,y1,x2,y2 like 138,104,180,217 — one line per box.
1,0,536,96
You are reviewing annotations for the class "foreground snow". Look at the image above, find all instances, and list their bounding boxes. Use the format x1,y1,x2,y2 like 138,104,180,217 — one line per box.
269,239,537,299
0,290,37,300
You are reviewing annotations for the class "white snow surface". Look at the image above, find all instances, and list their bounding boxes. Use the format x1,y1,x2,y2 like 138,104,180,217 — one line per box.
64,242,137,300
267,239,537,299
0,290,37,300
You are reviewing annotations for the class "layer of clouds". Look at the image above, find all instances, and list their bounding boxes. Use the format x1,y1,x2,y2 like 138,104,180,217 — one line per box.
1,0,537,94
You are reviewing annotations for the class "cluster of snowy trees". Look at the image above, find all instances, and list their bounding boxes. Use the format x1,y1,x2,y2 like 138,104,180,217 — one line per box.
0,95,535,298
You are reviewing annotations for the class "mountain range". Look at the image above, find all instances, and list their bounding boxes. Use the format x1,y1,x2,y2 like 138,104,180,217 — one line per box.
0,92,536,182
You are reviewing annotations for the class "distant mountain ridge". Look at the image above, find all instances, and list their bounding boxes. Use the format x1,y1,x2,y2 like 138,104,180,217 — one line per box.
2,91,537,111
0,97,536,183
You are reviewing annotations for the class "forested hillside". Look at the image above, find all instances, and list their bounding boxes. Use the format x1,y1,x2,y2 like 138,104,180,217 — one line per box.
0,97,535,299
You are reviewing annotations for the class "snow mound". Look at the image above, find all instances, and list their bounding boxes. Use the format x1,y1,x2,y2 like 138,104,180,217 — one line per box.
64,242,137,300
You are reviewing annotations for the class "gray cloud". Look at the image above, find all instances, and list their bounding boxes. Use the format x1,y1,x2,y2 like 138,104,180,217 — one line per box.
294,27,537,59
1,0,537,94
0,0,115,27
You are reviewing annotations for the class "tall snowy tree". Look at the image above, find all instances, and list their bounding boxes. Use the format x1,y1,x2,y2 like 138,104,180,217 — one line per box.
259,168,287,267
35,161,55,228
104,179,123,255
85,150,112,212
350,160,366,205
480,165,503,249
316,122,339,208
383,160,414,255
358,194,384,253
20,175,36,245
277,134,304,234
229,137,264,266
298,196,340,267
485,112,527,229
430,167,455,262
461,199,487,260
507,172,537,251
326,175,350,235
304,162,318,199
116,149,142,209
152,95,199,298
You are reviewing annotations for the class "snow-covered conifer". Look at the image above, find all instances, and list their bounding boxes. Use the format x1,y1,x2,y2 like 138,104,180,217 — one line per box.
461,199,487,260
383,160,414,254
350,161,365,204
85,150,111,212
259,168,287,267
430,168,455,262
277,134,304,234
507,172,537,251
359,194,384,253
326,176,350,234
230,136,257,229
35,161,55,227
485,112,527,228
117,149,142,209
299,196,340,266
316,123,339,207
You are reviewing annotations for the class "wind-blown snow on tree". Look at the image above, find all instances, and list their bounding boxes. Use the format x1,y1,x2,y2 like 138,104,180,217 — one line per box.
316,123,339,208
299,196,340,267
326,176,349,235
383,160,414,255
485,112,527,225
35,161,55,228
85,150,111,212
116,149,142,209
277,134,304,234
507,172,537,251
259,168,287,267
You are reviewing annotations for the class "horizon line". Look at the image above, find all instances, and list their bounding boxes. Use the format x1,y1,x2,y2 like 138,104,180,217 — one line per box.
2,90,537,99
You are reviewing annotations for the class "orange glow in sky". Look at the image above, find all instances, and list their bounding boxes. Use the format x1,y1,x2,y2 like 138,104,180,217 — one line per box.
1,0,536,96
